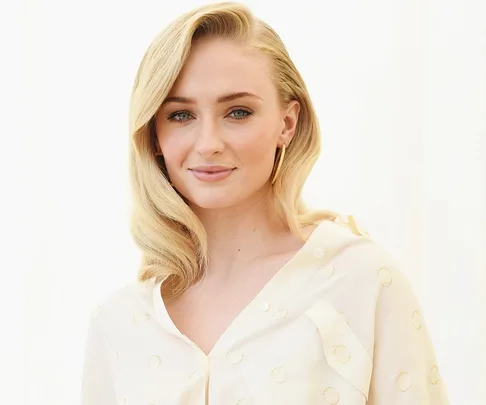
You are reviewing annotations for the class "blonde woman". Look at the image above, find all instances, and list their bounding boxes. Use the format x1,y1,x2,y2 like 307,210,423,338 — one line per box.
81,2,449,404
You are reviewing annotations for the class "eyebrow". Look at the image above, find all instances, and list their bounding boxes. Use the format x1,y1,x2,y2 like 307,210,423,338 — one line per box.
162,91,262,105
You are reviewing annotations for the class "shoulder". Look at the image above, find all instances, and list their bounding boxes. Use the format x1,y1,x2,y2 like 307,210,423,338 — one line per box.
310,217,413,303
88,279,157,334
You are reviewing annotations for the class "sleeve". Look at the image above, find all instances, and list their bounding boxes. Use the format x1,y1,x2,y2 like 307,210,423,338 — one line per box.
80,306,118,405
367,265,449,404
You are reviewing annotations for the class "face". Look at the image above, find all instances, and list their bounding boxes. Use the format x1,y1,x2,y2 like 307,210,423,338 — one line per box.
154,36,299,210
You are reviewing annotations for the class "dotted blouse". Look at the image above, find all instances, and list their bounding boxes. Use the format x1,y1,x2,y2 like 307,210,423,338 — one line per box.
81,219,449,404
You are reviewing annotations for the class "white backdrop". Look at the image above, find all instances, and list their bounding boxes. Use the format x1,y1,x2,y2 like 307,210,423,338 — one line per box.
20,0,485,404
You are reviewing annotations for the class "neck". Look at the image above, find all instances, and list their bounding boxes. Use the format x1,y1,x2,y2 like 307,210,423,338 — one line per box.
190,188,295,278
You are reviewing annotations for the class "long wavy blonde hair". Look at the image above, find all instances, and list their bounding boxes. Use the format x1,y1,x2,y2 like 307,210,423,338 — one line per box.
129,2,339,298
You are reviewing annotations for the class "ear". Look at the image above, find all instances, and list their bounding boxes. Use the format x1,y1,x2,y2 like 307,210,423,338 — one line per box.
278,100,300,147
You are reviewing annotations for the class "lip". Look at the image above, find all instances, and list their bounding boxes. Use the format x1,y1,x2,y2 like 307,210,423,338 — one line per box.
190,165,235,172
189,166,236,182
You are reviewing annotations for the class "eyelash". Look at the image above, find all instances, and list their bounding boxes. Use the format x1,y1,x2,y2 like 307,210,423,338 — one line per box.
167,108,254,123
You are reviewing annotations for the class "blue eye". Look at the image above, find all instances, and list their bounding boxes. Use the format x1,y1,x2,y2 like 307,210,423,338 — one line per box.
228,109,253,120
167,111,193,122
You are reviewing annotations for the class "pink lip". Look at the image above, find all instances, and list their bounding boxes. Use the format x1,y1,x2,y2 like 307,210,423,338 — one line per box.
190,167,235,182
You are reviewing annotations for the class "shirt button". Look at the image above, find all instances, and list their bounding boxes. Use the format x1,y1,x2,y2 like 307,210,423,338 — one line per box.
236,399,251,405
323,386,340,404
396,372,412,391
270,366,287,383
314,247,325,259
333,345,351,364
261,302,271,312
228,350,244,364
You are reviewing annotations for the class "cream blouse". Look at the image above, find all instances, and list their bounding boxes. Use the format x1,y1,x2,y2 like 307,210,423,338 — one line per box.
81,219,449,404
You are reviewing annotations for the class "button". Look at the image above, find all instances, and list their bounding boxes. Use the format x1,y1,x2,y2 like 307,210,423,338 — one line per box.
273,308,288,320
314,247,325,259
430,365,440,384
236,399,251,405
377,266,392,287
396,372,412,391
412,311,422,330
270,366,286,383
148,355,161,368
323,386,340,404
229,350,244,364
261,302,271,312
333,345,351,364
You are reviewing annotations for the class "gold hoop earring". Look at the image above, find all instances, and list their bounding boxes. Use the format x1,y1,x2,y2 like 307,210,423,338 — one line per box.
271,144,286,185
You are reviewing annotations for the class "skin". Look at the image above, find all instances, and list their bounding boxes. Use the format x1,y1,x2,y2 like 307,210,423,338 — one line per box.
154,36,313,354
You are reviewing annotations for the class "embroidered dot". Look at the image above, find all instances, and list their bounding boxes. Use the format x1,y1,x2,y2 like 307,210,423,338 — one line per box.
261,302,271,312
270,366,286,383
323,386,340,404
228,350,244,364
132,313,151,324
412,311,422,330
333,345,351,364
377,266,393,287
273,308,288,320
314,247,325,259
320,263,335,277
430,365,440,384
148,355,161,368
396,372,412,391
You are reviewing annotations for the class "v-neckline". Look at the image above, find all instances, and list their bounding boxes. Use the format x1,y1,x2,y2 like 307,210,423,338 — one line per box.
152,220,331,357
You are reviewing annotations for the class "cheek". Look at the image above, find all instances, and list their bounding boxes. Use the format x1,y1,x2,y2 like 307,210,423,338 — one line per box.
158,134,188,170
236,131,277,171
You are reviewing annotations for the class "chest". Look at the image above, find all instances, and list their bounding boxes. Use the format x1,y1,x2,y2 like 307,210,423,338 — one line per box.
164,255,294,355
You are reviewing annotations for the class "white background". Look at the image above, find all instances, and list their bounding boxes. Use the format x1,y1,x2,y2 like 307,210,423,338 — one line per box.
15,0,486,403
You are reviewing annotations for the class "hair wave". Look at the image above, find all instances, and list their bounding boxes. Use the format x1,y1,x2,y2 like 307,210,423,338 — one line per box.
128,2,339,298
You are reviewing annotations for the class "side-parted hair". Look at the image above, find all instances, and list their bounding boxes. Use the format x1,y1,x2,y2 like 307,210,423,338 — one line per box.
129,2,339,298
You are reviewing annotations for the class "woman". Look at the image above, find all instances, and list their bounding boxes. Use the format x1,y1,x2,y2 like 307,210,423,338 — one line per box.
81,2,449,404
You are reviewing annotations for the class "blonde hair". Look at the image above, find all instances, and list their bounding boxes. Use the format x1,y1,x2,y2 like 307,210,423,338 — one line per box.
129,1,338,298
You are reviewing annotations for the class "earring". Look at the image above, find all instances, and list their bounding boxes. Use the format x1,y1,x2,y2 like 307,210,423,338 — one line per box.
271,144,286,185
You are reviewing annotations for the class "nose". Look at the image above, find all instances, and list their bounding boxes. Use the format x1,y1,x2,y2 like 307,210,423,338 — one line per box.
194,117,225,158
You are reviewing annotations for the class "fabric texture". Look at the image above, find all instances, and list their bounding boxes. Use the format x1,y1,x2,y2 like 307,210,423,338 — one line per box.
81,219,449,404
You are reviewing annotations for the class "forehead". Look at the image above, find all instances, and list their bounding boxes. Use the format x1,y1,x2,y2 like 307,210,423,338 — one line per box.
168,37,277,100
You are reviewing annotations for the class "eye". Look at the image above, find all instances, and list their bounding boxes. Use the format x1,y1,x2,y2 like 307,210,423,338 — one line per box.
227,108,253,120
167,111,193,123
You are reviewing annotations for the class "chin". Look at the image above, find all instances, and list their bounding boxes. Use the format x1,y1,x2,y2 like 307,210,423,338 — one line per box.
181,187,248,210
